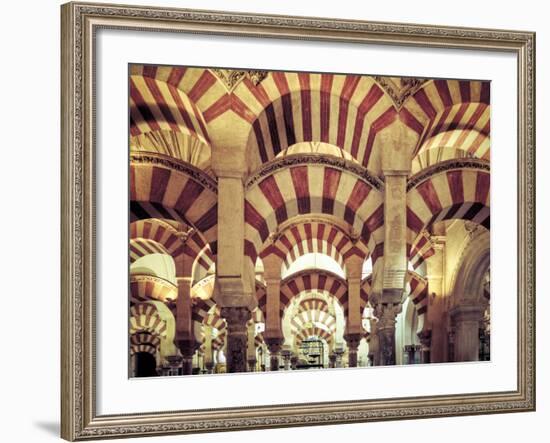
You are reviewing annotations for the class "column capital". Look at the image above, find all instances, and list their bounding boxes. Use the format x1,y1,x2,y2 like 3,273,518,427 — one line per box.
165,355,183,368
344,332,362,350
177,337,199,358
221,306,252,328
264,336,284,353
373,302,402,330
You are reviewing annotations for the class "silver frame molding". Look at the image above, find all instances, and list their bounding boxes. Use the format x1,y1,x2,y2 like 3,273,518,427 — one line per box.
61,2,536,440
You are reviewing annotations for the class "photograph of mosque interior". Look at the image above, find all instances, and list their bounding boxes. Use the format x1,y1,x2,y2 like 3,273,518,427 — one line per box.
129,64,491,377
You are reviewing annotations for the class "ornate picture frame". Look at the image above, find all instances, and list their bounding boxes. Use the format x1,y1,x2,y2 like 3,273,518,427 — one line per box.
61,1,535,440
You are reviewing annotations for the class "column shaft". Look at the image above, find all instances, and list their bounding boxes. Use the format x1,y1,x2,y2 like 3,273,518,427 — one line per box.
221,307,251,373
265,337,284,371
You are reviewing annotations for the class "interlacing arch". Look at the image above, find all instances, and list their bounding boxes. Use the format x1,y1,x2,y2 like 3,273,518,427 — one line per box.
244,156,384,265
406,159,490,246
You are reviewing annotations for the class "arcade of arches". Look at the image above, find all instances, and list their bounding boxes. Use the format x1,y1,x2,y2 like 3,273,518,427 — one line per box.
129,65,491,376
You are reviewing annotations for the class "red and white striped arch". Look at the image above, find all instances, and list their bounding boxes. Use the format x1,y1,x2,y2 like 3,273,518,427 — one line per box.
130,219,186,262
255,333,264,348
408,231,435,271
279,269,368,318
130,275,178,304
260,220,369,273
130,153,218,254
131,65,232,125
407,271,430,316
295,325,334,347
129,303,168,337
245,158,384,264
192,298,229,350
239,72,397,170
130,219,214,282
129,71,211,143
186,232,215,284
290,309,337,337
130,332,161,356
401,79,490,155
406,160,490,242
191,297,217,325
414,128,490,169
280,270,347,315
212,330,226,351
297,297,330,315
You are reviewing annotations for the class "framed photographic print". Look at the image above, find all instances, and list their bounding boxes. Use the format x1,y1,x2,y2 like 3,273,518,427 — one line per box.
61,1,536,440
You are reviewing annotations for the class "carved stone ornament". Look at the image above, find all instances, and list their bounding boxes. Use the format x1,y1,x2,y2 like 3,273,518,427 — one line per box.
373,303,403,330
210,68,268,92
373,76,427,109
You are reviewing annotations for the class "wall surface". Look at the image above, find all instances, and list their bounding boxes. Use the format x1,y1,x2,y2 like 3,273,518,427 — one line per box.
0,0,546,441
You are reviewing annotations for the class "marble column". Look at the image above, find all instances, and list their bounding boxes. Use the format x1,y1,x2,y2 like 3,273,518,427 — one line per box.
367,319,380,366
344,332,362,368
329,353,336,368
417,329,432,364
290,354,298,370
265,337,284,371
334,348,344,368
404,345,416,364
221,307,251,373
246,321,257,372
281,349,292,370
203,325,214,373
205,361,215,374
450,305,484,362
367,352,374,367
166,355,182,376
374,302,402,366
177,337,198,375
344,255,364,340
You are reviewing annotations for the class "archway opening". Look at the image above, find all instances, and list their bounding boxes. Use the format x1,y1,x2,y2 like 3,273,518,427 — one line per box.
133,352,158,377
